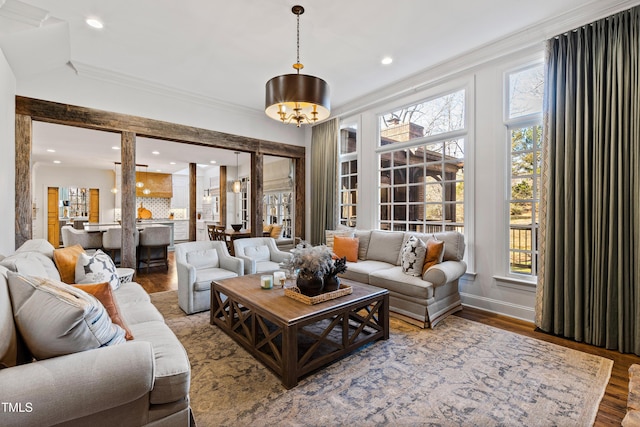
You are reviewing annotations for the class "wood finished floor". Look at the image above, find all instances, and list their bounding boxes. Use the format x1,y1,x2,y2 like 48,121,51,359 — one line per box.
136,252,638,426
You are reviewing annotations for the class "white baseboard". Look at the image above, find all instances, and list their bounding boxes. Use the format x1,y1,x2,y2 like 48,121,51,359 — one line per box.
459,292,535,323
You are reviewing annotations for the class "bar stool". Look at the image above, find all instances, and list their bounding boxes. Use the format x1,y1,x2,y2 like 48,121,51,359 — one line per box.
102,227,139,267
137,226,171,273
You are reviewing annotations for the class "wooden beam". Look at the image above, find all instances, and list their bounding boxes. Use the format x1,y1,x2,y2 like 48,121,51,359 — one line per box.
250,153,264,237
295,156,305,241
15,114,32,249
16,96,305,158
189,163,196,241
220,166,227,227
121,132,137,269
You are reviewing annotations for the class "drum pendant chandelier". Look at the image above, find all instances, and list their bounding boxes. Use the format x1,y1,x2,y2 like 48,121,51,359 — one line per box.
265,5,330,127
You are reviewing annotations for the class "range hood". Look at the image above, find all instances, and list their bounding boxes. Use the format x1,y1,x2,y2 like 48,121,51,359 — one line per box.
136,172,173,198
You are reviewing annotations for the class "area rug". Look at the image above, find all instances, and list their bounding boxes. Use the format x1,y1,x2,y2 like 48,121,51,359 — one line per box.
150,290,612,427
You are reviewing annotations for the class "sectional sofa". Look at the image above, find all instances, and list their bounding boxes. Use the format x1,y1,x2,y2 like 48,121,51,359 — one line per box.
331,229,467,328
0,239,191,426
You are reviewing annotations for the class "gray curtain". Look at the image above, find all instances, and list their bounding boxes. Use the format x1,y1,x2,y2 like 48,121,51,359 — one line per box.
537,6,640,355
310,118,338,245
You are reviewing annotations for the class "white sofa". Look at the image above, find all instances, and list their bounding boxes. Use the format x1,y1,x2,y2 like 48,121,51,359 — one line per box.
334,229,467,328
0,239,191,426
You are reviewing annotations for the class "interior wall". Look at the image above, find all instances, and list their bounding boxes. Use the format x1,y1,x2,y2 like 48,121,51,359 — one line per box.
32,165,115,240
0,49,15,255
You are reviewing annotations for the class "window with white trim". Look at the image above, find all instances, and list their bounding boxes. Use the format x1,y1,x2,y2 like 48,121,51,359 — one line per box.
506,64,543,276
377,89,466,233
339,123,358,228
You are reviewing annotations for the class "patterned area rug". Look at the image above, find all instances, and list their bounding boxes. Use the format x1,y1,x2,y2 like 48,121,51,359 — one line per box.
150,291,612,427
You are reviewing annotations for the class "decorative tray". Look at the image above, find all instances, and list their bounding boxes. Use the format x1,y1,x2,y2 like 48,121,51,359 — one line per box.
284,284,352,305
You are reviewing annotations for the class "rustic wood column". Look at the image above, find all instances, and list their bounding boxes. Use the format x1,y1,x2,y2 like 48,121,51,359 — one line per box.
121,132,137,269
294,156,305,241
189,163,196,241
250,153,264,237
15,114,32,249
220,166,227,227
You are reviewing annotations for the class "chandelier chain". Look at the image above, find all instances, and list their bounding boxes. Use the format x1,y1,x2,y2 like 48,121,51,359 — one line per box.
296,11,300,73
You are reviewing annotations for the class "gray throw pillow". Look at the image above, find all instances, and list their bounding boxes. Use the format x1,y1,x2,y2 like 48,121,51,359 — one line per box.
7,272,125,360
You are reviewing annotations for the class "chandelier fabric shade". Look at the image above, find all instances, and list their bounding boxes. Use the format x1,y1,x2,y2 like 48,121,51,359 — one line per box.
265,5,330,127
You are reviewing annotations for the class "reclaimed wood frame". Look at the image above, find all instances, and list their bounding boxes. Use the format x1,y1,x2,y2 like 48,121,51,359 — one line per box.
14,96,306,267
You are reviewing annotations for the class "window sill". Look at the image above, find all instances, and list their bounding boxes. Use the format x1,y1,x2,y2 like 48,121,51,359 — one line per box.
493,275,537,292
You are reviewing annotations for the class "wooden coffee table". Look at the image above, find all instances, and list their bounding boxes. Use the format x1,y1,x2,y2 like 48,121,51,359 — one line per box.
210,275,389,388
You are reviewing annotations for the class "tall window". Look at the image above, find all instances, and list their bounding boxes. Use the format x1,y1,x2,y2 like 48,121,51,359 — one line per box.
506,64,543,276
339,123,357,227
378,89,466,233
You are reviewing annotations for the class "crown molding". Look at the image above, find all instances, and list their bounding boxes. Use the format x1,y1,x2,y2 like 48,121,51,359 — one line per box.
334,0,640,117
71,61,265,118
0,0,48,27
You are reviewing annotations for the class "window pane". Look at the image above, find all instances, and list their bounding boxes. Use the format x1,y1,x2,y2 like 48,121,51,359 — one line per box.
424,203,442,220
424,183,442,203
393,187,407,202
340,126,357,154
508,65,543,119
408,166,424,184
393,168,406,185
510,202,533,224
393,205,406,221
350,160,358,174
511,128,534,151
511,178,534,200
379,89,465,146
510,250,532,275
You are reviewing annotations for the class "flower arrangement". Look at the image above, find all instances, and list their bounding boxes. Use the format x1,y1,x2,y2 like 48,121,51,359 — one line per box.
287,241,333,277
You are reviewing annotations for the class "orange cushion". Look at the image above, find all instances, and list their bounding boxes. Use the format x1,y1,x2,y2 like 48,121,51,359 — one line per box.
263,224,273,233
53,244,86,284
422,239,445,275
270,224,283,239
73,282,134,341
333,236,359,262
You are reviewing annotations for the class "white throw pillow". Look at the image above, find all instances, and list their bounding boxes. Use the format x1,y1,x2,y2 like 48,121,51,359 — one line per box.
401,235,427,277
7,272,125,360
186,249,219,269
75,250,120,290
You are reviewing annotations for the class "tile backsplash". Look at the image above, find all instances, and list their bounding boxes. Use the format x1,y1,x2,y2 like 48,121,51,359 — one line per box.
114,198,188,220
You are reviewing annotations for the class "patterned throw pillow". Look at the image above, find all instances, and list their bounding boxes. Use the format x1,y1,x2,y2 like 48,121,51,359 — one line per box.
401,235,427,276
75,250,120,290
7,272,125,360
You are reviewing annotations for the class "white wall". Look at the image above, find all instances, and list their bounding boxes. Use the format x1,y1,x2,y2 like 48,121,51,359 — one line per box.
0,49,15,254
32,165,116,239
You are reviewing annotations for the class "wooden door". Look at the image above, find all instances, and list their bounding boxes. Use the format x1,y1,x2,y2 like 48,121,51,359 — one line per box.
47,187,60,248
89,188,99,223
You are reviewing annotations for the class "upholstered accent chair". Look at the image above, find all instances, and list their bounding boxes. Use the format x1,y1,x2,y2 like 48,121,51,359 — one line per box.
175,241,244,315
233,237,293,275
61,226,103,250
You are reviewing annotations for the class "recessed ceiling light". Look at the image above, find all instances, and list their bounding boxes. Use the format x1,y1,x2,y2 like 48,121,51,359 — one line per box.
46,149,55,153
381,57,393,65
86,18,104,29
169,162,176,165
210,160,216,164
53,160,61,164
111,146,120,150
152,151,160,155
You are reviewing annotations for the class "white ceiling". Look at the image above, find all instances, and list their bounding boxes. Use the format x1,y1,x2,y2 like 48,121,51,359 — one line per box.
1,0,634,173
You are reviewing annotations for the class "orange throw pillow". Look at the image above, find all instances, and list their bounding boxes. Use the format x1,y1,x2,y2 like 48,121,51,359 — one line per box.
53,244,86,284
270,224,283,239
73,282,134,340
422,239,445,275
333,236,359,262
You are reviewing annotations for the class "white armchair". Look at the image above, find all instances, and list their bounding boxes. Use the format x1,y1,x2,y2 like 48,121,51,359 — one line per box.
233,237,292,275
175,241,243,315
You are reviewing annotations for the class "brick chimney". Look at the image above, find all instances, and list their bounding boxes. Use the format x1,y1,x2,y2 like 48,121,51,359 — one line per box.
380,121,424,143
